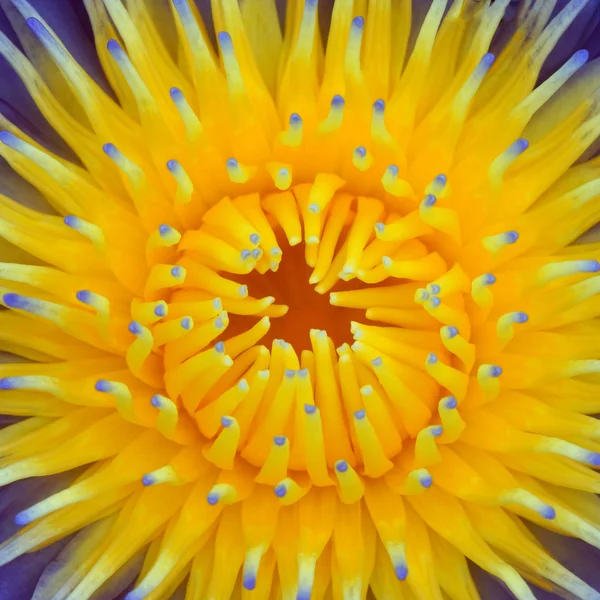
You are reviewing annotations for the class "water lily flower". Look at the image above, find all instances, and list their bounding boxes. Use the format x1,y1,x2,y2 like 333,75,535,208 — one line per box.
0,1,599,599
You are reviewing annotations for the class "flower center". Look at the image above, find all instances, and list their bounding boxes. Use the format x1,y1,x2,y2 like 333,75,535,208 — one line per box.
131,175,467,494
230,242,365,351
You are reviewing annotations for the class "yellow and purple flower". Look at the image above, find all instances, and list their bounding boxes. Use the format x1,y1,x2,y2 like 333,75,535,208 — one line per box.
0,0,600,598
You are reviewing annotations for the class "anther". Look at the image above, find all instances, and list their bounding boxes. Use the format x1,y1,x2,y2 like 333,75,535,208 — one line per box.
381,164,414,198
489,139,529,189
477,364,503,398
424,174,448,199
167,160,194,204
471,273,496,308
226,157,256,184
319,95,345,133
169,87,203,142
352,146,373,171
421,194,437,208
497,311,529,342
537,260,600,285
482,230,519,253
63,215,105,249
282,113,303,147
102,143,142,184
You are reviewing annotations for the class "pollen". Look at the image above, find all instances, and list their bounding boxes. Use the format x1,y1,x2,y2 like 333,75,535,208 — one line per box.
0,0,599,599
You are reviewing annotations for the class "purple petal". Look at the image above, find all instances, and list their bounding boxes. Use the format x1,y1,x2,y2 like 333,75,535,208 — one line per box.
0,470,82,600
0,538,74,600
0,7,71,154
541,0,600,78
529,523,600,594
0,0,114,159
0,159,56,213
0,0,110,92
33,523,145,600
470,563,516,599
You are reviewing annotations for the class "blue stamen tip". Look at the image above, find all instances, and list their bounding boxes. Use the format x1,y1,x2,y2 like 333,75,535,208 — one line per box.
0,130,17,147
226,157,238,169
215,341,225,353
159,224,172,237
420,473,433,488
541,506,556,520
429,284,441,295
395,563,409,581
63,215,80,228
171,266,183,278
217,31,232,47
207,492,220,505
505,230,519,244
26,17,44,37
290,113,302,125
102,143,118,158
423,194,437,207
445,326,458,338
250,233,260,245
154,303,166,317
573,49,589,65
243,573,257,591
335,460,348,473
514,312,529,323
150,395,163,409
481,52,496,67
284,369,296,378
387,164,399,177
169,87,183,101
304,403,317,415
0,378,16,390
181,317,192,330
297,588,313,600
375,222,385,233
142,474,155,486
427,353,438,365
14,512,30,526
352,16,364,28
274,484,287,498
514,138,529,153
490,365,503,377
3,293,30,310
331,94,345,107
221,416,233,428
76,290,92,304
484,273,497,285
274,435,287,446
298,368,309,378
128,321,143,335
435,174,447,186
166,159,179,173
445,396,458,409
431,426,443,437
430,296,441,308
373,99,385,112
354,409,366,420
355,146,367,158
589,453,600,466
95,379,112,393
106,39,121,53
372,357,383,367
